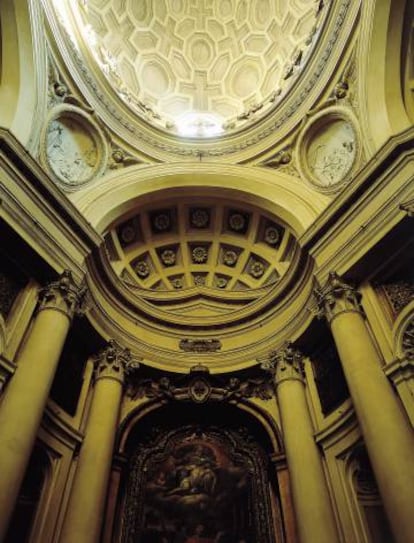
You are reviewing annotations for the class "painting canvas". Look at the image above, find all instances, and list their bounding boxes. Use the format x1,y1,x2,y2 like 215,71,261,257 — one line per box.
121,424,277,543
139,438,251,543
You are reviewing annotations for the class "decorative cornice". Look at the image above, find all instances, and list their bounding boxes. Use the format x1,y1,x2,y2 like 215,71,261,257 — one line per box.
261,342,305,385
38,270,85,319
314,272,362,323
94,339,134,384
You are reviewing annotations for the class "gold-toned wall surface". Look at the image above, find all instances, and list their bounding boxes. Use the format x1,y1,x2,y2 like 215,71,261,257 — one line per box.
0,1,413,542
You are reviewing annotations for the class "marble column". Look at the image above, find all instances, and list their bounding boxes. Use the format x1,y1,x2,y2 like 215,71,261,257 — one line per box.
263,344,339,543
0,270,83,541
60,340,133,543
316,272,414,543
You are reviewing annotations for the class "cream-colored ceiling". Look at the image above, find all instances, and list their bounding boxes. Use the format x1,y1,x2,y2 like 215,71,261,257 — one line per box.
105,197,298,319
66,0,324,137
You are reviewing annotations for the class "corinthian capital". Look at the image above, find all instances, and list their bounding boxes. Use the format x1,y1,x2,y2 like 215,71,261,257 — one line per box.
315,272,362,324
261,343,305,386
38,270,85,319
94,340,134,384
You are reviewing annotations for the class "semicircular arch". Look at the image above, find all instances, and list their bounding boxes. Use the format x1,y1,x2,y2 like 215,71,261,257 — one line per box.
73,162,330,237
117,398,283,457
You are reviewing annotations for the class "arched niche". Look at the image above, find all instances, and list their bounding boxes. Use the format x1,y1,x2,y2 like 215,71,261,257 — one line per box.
360,0,412,153
0,0,39,148
110,401,287,543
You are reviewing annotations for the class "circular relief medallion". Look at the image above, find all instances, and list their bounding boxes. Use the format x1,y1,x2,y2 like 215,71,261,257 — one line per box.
298,109,359,192
42,106,107,190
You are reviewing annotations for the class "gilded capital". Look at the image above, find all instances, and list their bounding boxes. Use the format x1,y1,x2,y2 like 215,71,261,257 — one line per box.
38,270,85,319
261,343,305,386
315,272,362,323
94,340,134,384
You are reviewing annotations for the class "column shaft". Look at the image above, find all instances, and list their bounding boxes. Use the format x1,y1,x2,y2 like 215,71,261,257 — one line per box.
60,377,122,543
0,271,80,542
317,272,414,543
331,311,414,543
60,341,132,543
278,378,339,543
263,345,339,543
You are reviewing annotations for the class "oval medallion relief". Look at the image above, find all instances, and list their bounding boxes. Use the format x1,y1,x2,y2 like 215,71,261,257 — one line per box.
41,105,108,190
297,108,360,192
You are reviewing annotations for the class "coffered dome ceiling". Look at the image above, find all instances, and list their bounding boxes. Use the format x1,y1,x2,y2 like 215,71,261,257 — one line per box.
102,197,301,324
51,0,329,138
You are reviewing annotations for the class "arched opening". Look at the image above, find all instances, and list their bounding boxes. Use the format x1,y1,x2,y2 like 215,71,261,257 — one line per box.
112,402,287,543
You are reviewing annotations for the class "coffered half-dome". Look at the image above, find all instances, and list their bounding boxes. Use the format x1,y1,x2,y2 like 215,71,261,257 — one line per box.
105,197,298,320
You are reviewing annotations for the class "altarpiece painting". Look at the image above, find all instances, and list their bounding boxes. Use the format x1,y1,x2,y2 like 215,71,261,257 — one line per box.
120,426,278,543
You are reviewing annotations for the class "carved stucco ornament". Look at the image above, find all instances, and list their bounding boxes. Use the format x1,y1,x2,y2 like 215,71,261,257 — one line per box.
38,270,85,319
192,246,208,264
263,148,292,169
127,366,274,403
382,281,414,315
261,342,305,386
314,272,362,323
190,208,210,228
223,250,238,267
40,105,108,191
225,376,274,401
94,339,134,384
179,339,222,353
109,147,142,170
297,107,359,193
188,378,211,404
160,249,176,266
